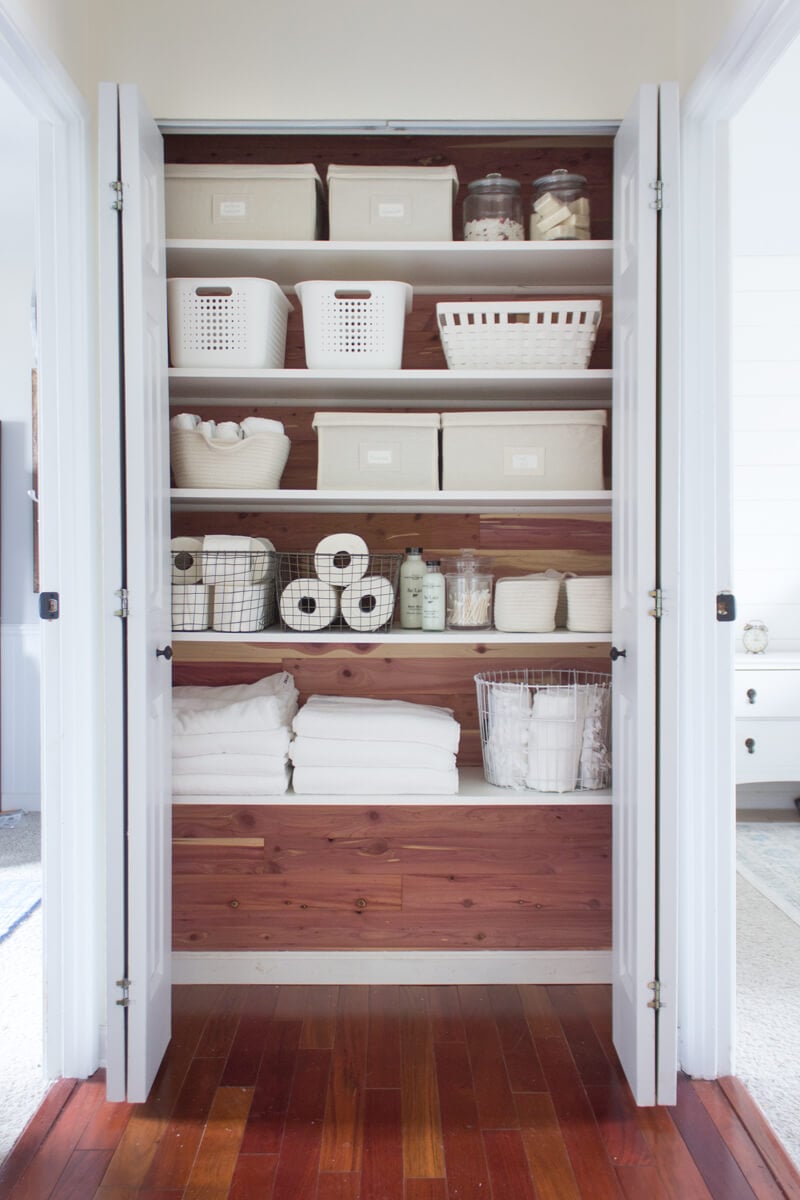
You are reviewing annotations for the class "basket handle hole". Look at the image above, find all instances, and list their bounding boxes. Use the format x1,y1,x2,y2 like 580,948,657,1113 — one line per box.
334,290,372,300
298,596,318,615
195,286,233,297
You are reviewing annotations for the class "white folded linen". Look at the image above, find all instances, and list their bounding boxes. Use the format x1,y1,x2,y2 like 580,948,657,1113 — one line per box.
289,735,455,771
173,753,289,775
173,764,291,796
173,673,298,733
292,694,460,752
526,687,587,793
173,671,297,712
291,765,459,795
173,728,292,758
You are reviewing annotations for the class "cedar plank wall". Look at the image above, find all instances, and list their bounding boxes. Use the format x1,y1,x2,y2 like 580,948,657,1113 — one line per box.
167,132,614,954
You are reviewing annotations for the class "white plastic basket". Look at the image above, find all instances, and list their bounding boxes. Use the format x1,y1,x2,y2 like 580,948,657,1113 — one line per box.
167,277,293,368
295,280,413,369
436,299,602,370
565,575,612,632
475,669,612,792
170,429,290,489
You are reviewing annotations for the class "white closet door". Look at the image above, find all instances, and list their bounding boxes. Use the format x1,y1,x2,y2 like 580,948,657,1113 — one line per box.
99,82,172,1102
611,83,660,1105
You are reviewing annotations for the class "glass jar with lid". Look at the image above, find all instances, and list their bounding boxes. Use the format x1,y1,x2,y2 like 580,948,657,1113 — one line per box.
530,168,590,241
463,173,524,241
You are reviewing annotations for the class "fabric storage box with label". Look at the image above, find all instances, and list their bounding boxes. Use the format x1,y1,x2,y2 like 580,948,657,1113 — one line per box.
441,410,606,491
296,280,412,369
167,277,292,368
164,163,323,240
327,164,459,241
312,412,440,490
437,299,602,369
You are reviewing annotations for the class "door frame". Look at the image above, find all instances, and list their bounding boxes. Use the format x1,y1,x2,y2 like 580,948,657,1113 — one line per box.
677,0,800,1079
0,2,101,1081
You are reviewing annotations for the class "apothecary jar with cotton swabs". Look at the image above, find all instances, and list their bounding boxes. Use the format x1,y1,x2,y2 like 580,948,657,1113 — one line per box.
444,552,494,630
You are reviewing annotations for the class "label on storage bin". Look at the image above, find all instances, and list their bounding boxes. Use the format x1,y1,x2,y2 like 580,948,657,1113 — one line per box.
504,445,545,476
360,441,399,471
371,196,411,224
213,194,248,221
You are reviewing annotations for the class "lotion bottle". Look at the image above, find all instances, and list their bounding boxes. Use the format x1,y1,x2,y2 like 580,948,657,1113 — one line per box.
399,547,425,629
421,559,445,631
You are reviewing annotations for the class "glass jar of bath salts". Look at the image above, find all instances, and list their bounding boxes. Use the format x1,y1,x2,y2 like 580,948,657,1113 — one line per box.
463,173,525,241
530,169,590,241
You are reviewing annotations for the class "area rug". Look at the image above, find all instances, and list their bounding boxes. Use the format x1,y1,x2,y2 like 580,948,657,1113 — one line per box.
736,822,800,927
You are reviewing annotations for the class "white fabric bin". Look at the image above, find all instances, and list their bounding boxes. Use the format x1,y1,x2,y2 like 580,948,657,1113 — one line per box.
441,410,606,491
327,164,458,241
165,163,323,240
312,412,441,490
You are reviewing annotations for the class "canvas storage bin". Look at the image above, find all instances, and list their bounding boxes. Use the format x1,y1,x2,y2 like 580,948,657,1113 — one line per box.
296,280,412,369
167,277,292,368
170,429,290,489
327,164,459,241
165,163,323,240
312,412,440,490
440,410,606,491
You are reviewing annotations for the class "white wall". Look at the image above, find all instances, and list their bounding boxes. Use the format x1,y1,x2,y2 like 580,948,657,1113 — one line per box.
0,72,41,809
730,34,800,652
13,0,91,100
86,0,678,122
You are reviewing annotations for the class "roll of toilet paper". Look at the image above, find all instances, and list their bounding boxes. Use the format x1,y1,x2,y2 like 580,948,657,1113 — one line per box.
250,537,276,583
202,534,254,586
211,584,269,633
171,536,204,584
279,577,340,632
171,584,210,631
313,532,370,587
340,575,396,633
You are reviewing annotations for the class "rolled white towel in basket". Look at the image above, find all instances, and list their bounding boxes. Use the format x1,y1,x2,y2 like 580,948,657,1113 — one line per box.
526,688,587,793
214,421,243,442
485,682,532,788
170,412,200,431
241,416,285,437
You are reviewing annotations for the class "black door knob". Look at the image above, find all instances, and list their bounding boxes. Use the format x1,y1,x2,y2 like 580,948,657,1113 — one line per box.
745,737,756,755
156,645,173,661
746,688,757,704
610,647,627,661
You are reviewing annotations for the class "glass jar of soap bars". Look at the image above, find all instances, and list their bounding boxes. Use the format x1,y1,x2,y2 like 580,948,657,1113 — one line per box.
530,168,591,241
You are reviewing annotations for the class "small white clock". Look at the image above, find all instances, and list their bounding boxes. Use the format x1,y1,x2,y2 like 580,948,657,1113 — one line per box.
742,619,769,654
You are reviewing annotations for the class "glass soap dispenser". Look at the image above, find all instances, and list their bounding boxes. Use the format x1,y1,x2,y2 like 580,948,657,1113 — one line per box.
464,173,525,241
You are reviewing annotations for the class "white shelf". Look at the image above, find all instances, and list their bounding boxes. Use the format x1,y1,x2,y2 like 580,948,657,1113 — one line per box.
172,766,612,807
168,367,613,407
173,627,610,647
165,238,613,292
170,487,612,514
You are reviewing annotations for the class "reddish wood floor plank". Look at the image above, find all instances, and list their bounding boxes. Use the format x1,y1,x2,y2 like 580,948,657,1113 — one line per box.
669,1076,758,1200
221,984,279,1085
518,983,563,1041
635,1104,716,1200
548,984,618,1087
47,1149,114,1200
366,985,402,1089
489,984,547,1093
8,1075,107,1200
585,1080,654,1166
317,1170,362,1199
615,1163,673,1199
301,984,341,1050
458,985,518,1130
240,1019,303,1155
516,1091,582,1200
427,985,465,1044
320,986,369,1173
183,1085,253,1200
0,1079,78,1196
272,1048,332,1200
228,1153,279,1200
483,1129,539,1200
193,984,251,1059
361,1088,403,1200
692,1080,787,1200
142,1055,225,1190
404,1181,447,1199
400,987,445,1179
719,1076,800,1199
434,1041,491,1200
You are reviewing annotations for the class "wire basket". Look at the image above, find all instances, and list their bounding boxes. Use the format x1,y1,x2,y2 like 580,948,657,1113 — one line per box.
474,669,611,792
436,299,602,370
277,551,402,633
170,549,278,633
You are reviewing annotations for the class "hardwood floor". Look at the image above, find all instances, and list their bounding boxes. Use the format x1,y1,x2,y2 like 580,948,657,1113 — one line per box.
2,983,799,1199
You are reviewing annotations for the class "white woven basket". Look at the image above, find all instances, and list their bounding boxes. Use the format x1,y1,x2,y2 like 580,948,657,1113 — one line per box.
437,299,602,370
170,429,290,489
167,277,292,368
296,280,413,369
494,578,560,633
565,575,612,632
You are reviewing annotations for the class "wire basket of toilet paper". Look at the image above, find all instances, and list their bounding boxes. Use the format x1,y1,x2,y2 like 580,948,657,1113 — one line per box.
171,536,279,633
276,550,402,633
474,668,611,793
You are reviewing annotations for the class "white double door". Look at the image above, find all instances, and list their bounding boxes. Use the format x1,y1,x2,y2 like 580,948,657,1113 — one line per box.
99,83,679,1106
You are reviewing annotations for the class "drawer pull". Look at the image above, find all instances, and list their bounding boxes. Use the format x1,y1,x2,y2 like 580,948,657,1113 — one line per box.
745,737,756,755
746,688,757,704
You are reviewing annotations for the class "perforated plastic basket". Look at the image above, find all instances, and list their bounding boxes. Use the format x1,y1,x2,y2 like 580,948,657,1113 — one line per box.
437,299,602,370
295,280,413,369
167,277,293,368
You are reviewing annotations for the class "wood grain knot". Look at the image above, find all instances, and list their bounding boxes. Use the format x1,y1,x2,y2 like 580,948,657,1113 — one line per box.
229,899,240,909
355,898,368,909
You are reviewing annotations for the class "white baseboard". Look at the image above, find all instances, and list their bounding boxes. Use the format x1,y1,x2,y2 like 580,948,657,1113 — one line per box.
172,949,611,986
1,791,41,812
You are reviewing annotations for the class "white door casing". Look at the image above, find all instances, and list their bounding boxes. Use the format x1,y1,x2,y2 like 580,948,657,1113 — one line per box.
99,82,172,1102
611,83,659,1106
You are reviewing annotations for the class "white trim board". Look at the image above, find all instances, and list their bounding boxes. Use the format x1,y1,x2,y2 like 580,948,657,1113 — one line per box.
173,950,611,986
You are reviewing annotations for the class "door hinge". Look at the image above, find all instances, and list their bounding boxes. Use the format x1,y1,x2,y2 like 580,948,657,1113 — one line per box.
648,588,663,619
647,979,664,1010
114,587,129,619
650,179,663,211
110,179,123,212
116,978,131,1007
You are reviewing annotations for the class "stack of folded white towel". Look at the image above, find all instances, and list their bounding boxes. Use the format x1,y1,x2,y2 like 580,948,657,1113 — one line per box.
170,412,286,441
172,672,298,797
289,694,461,795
